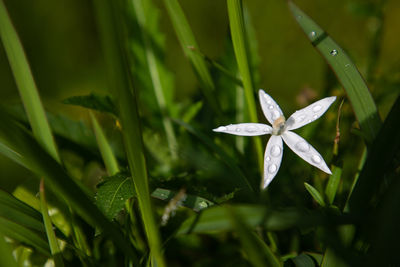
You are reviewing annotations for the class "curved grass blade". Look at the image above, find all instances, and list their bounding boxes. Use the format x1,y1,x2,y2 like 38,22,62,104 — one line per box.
227,207,281,267
288,1,381,144
227,0,263,173
63,93,117,116
93,1,165,265
0,0,59,161
162,0,220,114
0,111,139,263
325,165,342,205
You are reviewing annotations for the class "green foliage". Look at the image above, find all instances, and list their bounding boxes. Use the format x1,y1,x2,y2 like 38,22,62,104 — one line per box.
63,94,117,116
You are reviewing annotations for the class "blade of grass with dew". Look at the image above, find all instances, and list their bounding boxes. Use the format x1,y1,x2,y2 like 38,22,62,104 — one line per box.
0,232,17,267
227,0,263,175
90,112,119,175
227,207,281,267
304,182,326,207
288,1,381,144
162,0,220,114
93,1,165,265
174,119,255,195
39,180,64,267
131,0,178,160
0,111,139,263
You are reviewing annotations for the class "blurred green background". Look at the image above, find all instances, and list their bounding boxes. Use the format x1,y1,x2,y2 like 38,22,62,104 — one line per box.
1,0,399,191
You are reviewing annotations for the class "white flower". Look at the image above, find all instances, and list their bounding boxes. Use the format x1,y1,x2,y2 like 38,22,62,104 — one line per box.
213,89,336,189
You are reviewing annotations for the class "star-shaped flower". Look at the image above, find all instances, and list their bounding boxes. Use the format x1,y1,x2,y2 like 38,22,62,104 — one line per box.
214,89,336,189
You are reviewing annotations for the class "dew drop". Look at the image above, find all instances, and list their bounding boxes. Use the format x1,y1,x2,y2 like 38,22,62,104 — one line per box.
309,31,316,38
272,110,281,120
312,105,322,112
313,115,318,119
297,115,306,122
268,164,278,173
295,141,310,152
266,100,272,104
308,120,312,123
236,127,241,132
297,15,303,20
270,145,281,157
268,105,274,110
266,156,271,162
345,63,350,67
312,155,321,164
246,125,258,132
330,49,338,56
217,126,227,131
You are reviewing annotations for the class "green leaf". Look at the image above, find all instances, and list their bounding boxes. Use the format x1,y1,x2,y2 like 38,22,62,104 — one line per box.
227,207,281,267
325,165,342,205
304,182,326,207
96,173,134,220
162,0,220,113
227,0,263,173
63,93,117,116
291,254,315,267
288,1,382,144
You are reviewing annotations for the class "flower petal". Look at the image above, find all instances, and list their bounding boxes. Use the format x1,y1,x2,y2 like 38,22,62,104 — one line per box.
262,135,283,189
259,89,284,125
213,123,272,136
282,131,332,174
285,96,336,131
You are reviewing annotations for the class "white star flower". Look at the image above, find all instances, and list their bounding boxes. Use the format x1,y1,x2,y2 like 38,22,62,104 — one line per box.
214,89,336,189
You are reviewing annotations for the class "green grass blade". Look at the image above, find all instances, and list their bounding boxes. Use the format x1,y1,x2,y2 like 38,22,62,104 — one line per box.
162,0,220,113
39,180,64,267
0,233,17,267
89,112,120,175
325,166,342,205
227,0,263,174
227,207,281,267
348,96,400,214
0,111,139,263
0,0,59,161
288,1,382,144
132,0,178,160
93,1,165,265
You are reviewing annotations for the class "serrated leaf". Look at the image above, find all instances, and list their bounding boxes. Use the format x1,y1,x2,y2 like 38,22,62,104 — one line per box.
288,1,381,144
63,93,117,116
96,173,135,220
304,182,326,207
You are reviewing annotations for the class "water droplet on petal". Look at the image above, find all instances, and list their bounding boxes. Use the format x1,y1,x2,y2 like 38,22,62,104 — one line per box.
330,49,338,56
268,164,277,173
270,145,281,157
312,155,321,164
312,105,322,112
309,31,316,38
217,126,227,131
308,119,312,123
295,141,310,152
297,115,306,122
268,105,274,110
246,125,258,132
266,100,271,104
313,115,318,119
266,156,271,162
272,110,281,120
236,127,241,132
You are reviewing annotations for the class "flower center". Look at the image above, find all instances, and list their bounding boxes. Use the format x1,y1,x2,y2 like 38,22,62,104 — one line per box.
272,116,286,135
